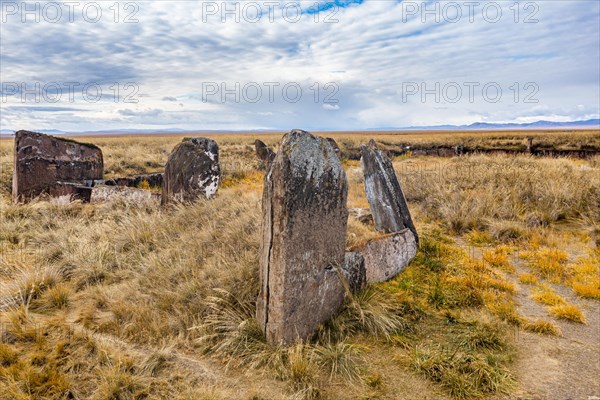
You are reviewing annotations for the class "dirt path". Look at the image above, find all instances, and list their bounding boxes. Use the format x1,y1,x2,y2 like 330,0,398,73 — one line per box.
507,258,600,400
453,237,600,400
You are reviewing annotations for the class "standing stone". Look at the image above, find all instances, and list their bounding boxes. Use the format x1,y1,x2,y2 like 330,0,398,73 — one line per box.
162,137,220,204
257,129,349,345
12,130,103,203
351,229,417,283
526,137,533,153
455,144,465,156
254,139,276,167
360,140,418,242
342,252,367,292
326,138,341,157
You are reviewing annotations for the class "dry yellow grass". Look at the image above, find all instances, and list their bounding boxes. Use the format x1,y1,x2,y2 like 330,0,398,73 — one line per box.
519,273,538,285
570,280,600,299
398,155,599,237
522,319,561,336
312,128,600,152
549,305,586,324
0,130,599,399
531,288,567,306
465,229,495,247
483,247,516,274
520,248,570,283
528,284,588,325
568,255,600,299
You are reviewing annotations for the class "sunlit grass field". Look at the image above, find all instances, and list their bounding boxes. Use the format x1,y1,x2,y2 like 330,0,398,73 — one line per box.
0,129,599,399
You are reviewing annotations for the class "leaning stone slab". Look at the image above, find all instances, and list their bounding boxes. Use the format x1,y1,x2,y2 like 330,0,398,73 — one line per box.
351,229,417,283
162,137,220,204
360,140,418,242
12,130,103,203
256,129,348,345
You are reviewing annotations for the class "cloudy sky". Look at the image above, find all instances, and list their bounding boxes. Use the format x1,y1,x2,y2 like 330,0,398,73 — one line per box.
1,0,599,132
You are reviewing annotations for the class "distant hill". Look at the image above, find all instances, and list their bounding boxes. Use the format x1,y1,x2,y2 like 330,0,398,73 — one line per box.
1,119,598,135
376,119,600,131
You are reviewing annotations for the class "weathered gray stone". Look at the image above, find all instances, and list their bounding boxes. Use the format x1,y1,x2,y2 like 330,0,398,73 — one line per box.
351,229,417,283
360,140,418,242
256,129,349,345
254,139,276,168
326,137,341,157
162,137,220,204
342,252,367,293
12,130,103,203
91,185,160,203
455,144,465,156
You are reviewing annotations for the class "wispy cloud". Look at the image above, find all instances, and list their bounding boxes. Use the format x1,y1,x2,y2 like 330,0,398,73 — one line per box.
1,0,598,131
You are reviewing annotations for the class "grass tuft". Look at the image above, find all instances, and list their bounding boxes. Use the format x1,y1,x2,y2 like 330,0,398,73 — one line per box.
280,344,322,399
522,319,561,336
483,248,515,273
530,289,567,306
412,344,514,399
312,342,363,382
521,248,569,283
321,289,412,341
0,265,62,310
192,289,269,367
549,305,586,324
568,256,600,299
466,230,495,247
518,273,538,285
570,281,600,299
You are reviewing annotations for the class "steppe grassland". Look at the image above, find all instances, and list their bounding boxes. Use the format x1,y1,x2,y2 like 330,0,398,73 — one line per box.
0,130,598,399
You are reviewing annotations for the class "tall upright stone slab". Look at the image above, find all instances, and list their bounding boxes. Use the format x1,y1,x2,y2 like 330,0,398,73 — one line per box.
257,129,349,345
360,140,418,242
12,130,103,203
162,137,220,205
254,139,276,168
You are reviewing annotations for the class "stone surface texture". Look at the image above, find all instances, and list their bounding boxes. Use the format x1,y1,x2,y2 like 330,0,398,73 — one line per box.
162,137,220,204
326,137,341,157
256,129,349,345
12,130,103,203
254,139,276,167
360,140,418,242
91,185,160,203
352,229,418,283
342,252,367,293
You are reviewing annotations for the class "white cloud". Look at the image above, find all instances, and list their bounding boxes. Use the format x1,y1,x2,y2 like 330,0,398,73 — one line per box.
0,0,598,131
